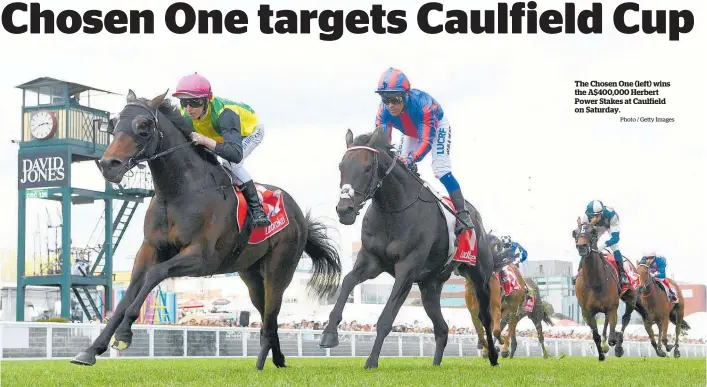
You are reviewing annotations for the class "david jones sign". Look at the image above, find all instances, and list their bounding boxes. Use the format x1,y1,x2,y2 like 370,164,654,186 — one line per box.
18,151,68,189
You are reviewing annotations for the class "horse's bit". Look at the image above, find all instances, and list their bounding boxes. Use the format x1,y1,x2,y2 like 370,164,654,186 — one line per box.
340,145,398,214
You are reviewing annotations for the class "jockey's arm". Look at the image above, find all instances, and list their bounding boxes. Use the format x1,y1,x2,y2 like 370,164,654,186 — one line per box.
375,103,393,142
604,214,620,247
410,102,437,163
519,245,528,263
213,109,244,164
654,257,667,278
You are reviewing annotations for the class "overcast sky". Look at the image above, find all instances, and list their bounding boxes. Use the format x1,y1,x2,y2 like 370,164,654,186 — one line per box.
0,0,705,283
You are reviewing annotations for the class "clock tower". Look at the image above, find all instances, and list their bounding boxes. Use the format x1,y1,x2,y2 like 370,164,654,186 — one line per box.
14,77,154,322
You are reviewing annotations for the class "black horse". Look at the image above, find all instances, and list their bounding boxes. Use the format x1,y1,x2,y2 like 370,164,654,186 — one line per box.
319,127,499,368
70,90,342,370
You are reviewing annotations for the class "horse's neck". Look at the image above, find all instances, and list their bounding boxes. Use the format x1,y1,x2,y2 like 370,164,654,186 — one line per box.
582,251,608,280
374,156,420,211
149,128,222,199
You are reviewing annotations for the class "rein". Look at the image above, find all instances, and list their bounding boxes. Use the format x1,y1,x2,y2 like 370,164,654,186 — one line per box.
341,145,470,226
112,100,235,196
637,263,656,298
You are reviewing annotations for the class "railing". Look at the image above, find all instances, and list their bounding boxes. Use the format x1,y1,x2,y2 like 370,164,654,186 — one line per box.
1,322,705,360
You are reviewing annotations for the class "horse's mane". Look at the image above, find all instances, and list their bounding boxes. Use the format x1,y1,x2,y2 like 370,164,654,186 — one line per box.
352,127,396,157
145,98,220,166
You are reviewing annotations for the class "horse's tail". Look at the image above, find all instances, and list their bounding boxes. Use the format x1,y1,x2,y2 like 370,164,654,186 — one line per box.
669,310,690,332
541,303,555,326
303,211,343,300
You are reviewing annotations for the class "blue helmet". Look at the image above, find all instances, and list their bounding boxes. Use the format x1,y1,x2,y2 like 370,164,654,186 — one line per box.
376,67,411,94
585,200,605,217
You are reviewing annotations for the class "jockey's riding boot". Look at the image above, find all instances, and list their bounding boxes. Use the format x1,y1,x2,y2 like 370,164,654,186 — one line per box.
449,189,474,235
613,251,629,293
239,180,271,228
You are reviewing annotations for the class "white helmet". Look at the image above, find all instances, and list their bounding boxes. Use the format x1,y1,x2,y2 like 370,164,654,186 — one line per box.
642,249,656,258
501,235,512,247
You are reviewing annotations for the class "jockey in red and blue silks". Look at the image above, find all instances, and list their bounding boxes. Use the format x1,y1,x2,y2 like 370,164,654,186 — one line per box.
640,250,677,302
374,67,473,235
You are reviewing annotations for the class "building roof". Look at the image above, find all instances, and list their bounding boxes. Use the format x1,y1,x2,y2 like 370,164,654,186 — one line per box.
15,77,117,96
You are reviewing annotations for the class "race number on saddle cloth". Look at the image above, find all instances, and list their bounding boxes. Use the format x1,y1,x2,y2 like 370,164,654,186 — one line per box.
231,183,290,244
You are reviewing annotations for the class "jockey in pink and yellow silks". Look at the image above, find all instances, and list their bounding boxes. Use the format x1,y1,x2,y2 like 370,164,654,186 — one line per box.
172,72,271,228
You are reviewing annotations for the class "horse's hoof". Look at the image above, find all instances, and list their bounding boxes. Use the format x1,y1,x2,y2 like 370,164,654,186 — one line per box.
615,347,624,358
255,360,265,371
501,350,509,358
109,335,131,351
599,353,605,361
476,341,484,350
665,345,674,352
657,350,666,357
482,352,488,359
674,349,680,358
273,353,287,368
70,351,96,366
543,353,551,359
319,332,339,348
364,359,379,369
602,343,610,353
608,339,616,347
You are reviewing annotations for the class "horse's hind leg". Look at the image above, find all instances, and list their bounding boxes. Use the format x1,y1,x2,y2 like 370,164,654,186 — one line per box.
113,245,204,350
71,242,157,366
533,318,550,359
320,249,382,349
256,243,300,370
489,276,503,345
419,278,449,366
659,315,673,353
673,308,683,358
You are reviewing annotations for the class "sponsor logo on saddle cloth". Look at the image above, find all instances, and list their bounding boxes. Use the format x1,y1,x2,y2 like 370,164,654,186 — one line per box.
439,197,477,266
233,184,290,244
599,248,639,291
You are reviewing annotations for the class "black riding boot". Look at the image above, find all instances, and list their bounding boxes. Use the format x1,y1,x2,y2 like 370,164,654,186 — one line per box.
449,189,474,235
613,251,629,293
239,180,271,228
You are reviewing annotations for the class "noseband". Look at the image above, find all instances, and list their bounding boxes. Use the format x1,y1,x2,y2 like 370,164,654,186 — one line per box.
112,101,194,176
340,146,397,214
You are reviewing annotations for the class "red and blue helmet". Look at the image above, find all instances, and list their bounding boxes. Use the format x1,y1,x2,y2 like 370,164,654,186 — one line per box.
376,68,411,94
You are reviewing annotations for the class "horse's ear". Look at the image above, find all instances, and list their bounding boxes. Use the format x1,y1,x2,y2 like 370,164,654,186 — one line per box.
126,89,137,102
345,129,354,148
576,216,581,226
572,229,577,239
148,89,169,110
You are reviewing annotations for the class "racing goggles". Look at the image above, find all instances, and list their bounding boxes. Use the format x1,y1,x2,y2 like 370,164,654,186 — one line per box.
380,94,404,105
179,98,206,108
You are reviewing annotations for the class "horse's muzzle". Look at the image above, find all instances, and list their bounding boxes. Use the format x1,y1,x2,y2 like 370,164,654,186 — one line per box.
99,157,127,183
336,200,357,225
576,244,590,257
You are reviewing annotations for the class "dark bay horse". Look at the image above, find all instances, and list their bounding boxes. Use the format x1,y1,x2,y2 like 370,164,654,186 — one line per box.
572,218,644,360
319,127,498,368
71,90,342,370
636,258,690,357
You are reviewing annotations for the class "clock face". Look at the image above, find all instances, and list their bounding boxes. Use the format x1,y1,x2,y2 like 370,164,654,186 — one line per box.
29,110,57,139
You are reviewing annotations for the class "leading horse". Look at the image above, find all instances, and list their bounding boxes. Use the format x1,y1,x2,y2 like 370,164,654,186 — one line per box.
70,90,342,370
319,127,499,368
572,218,644,360
636,257,689,357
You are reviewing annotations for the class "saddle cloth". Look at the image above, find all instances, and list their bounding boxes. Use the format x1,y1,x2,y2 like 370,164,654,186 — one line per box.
434,196,477,266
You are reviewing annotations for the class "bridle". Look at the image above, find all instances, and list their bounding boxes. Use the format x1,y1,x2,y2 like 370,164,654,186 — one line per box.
339,146,398,214
574,223,598,258
636,261,655,296
110,100,195,177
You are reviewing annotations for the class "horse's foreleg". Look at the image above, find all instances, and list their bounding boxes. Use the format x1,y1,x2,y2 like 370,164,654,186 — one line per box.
364,261,415,369
489,276,503,344
659,315,673,353
607,307,618,347
464,284,488,354
615,299,635,357
474,278,499,366
320,250,382,349
71,242,157,366
112,245,204,350
643,319,666,357
419,279,448,366
582,310,605,361
501,306,520,358
600,318,609,353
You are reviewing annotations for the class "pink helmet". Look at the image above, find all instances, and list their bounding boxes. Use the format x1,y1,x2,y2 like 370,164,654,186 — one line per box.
172,72,212,98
